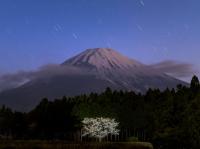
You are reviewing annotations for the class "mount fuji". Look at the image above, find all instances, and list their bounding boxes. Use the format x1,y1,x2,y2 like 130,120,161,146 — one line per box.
0,48,187,111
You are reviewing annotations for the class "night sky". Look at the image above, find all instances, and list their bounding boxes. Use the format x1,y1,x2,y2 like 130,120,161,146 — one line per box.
0,0,199,79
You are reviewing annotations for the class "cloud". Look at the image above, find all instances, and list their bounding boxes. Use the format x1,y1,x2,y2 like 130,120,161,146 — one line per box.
0,64,87,92
32,64,87,78
0,71,30,92
0,60,196,92
150,60,195,77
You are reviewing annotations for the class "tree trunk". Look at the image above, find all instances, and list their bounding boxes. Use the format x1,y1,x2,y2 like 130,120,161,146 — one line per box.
99,137,102,142
80,129,82,142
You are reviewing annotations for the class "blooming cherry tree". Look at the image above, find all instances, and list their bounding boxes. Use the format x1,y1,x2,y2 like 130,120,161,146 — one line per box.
82,117,119,142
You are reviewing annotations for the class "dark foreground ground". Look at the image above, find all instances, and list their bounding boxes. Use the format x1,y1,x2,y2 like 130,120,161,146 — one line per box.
0,141,153,149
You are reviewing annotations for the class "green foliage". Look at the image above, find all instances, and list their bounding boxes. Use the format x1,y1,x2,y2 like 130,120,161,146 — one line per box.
0,76,200,149
190,75,200,90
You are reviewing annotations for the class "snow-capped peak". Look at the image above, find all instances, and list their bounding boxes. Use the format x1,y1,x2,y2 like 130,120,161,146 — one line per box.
63,48,144,70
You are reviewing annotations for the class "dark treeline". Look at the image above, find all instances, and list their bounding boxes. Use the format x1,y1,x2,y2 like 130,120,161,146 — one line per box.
0,76,200,149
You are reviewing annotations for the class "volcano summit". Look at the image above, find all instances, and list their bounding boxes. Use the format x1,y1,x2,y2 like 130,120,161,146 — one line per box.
0,48,187,111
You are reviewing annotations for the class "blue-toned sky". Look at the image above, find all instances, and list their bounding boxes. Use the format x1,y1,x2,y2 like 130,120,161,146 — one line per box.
0,0,199,78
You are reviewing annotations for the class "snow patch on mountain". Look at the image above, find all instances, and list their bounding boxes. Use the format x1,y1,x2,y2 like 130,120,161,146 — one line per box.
63,48,144,70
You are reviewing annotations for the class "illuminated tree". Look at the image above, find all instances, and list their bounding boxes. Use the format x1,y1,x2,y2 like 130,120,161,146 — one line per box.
82,117,119,142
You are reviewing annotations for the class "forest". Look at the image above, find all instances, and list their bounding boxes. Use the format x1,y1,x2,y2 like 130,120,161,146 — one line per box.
0,76,200,149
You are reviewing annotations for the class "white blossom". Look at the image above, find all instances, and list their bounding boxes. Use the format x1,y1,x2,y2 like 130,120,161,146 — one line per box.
82,117,119,141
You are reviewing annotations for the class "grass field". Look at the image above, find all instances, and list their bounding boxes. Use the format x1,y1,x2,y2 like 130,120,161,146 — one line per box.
0,141,153,149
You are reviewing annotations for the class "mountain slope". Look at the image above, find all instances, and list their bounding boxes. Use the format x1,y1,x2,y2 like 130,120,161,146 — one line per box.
0,48,187,111
62,48,143,69
63,48,186,92
0,74,115,111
